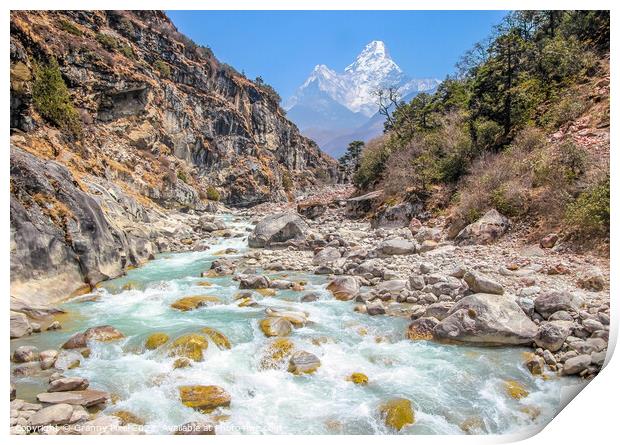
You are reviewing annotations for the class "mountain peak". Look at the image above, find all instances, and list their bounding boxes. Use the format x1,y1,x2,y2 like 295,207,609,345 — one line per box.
345,40,400,76
361,40,388,57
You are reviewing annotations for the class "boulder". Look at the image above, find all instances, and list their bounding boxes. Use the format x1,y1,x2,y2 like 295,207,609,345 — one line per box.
54,350,82,370
301,292,320,302
239,275,270,289
326,276,359,301
62,332,87,349
171,334,209,361
145,333,169,350
375,279,408,294
179,385,231,413
434,293,538,345
12,345,38,363
454,209,509,245
534,291,581,318
84,325,125,342
312,247,341,266
288,351,321,374
371,202,420,229
28,403,74,427
10,311,32,338
171,296,219,311
534,321,573,352
379,398,415,431
259,338,295,370
297,202,327,220
540,233,559,248
563,355,592,375
39,349,59,370
347,372,369,385
463,271,504,295
366,300,386,316
48,377,89,392
424,302,454,321
259,317,292,337
248,213,309,248
345,190,383,217
200,327,231,350
578,272,606,292
407,317,439,340
265,308,308,327
37,389,109,407
378,239,417,255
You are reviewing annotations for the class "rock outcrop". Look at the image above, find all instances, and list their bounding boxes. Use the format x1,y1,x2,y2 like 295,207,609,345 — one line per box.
10,10,337,306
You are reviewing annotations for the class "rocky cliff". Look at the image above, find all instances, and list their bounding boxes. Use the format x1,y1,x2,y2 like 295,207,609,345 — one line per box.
10,10,337,306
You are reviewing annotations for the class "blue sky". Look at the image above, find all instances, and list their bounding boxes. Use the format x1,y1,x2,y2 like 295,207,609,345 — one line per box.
167,10,508,99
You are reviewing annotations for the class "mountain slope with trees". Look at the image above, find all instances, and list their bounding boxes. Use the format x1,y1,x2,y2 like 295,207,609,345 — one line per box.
352,11,610,252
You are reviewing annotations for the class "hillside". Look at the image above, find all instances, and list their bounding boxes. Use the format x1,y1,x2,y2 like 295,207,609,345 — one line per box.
9,10,337,303
349,11,610,253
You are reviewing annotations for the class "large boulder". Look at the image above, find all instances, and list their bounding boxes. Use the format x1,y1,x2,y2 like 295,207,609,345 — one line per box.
248,213,309,248
10,311,32,338
345,190,383,217
563,355,592,375
239,274,270,289
378,239,417,255
434,293,538,345
37,389,110,407
179,385,231,413
463,271,504,295
312,247,341,266
326,276,359,301
288,351,321,374
379,398,415,431
407,317,439,340
28,403,74,427
371,202,421,229
534,291,582,318
454,209,509,245
48,376,90,392
259,317,292,337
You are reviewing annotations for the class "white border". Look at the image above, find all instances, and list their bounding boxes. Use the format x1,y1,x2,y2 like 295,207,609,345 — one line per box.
2,2,617,444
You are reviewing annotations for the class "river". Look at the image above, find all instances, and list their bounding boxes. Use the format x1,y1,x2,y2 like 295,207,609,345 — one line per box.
10,214,582,434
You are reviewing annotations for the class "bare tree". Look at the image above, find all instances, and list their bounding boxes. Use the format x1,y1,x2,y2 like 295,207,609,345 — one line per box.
373,87,401,132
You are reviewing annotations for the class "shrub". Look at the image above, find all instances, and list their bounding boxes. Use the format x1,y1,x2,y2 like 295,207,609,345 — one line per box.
206,186,220,201
354,136,391,190
281,171,293,191
565,175,610,237
96,32,120,51
32,58,82,136
154,59,171,78
119,44,134,58
176,170,188,183
58,19,82,36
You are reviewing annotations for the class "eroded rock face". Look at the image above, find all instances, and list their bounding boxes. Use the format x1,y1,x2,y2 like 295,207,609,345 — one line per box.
248,213,309,248
434,293,538,345
454,209,509,245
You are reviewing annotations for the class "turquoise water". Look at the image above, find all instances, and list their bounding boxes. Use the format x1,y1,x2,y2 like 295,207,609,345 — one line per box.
11,215,579,434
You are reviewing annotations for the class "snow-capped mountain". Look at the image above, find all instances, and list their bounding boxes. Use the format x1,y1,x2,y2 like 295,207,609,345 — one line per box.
286,41,440,155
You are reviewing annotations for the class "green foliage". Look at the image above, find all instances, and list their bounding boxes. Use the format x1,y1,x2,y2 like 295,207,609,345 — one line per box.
281,171,293,191
339,140,364,169
58,19,82,36
32,58,82,137
96,32,120,51
154,59,171,78
354,137,392,189
119,44,135,58
565,175,609,237
206,186,220,201
176,170,188,183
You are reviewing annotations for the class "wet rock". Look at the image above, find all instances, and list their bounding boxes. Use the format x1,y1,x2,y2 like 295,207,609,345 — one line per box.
174,421,216,435
326,276,359,301
454,209,509,245
171,296,219,311
12,345,39,363
378,239,417,255
37,389,110,407
84,325,125,342
463,271,503,295
173,358,192,369
179,385,231,413
504,380,528,399
248,213,309,248
270,279,294,290
48,377,89,392
171,334,209,361
534,291,581,318
407,317,439,340
145,333,169,350
259,317,293,337
379,398,414,431
534,321,573,352
112,410,145,425
347,372,369,385
12,361,42,377
460,416,486,434
523,353,545,375
28,403,74,427
434,293,538,345
200,327,231,349
259,338,295,370
563,355,592,375
265,308,308,327
366,300,386,316
10,311,32,338
62,332,87,349
239,274,270,289
288,351,321,374
47,320,62,331
54,350,82,370
301,292,320,302
38,349,58,370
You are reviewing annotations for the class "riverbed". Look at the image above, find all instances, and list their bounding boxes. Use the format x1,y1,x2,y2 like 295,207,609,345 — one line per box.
10,214,582,434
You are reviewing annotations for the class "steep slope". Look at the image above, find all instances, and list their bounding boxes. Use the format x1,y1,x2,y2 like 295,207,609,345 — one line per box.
286,40,439,155
9,10,337,305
